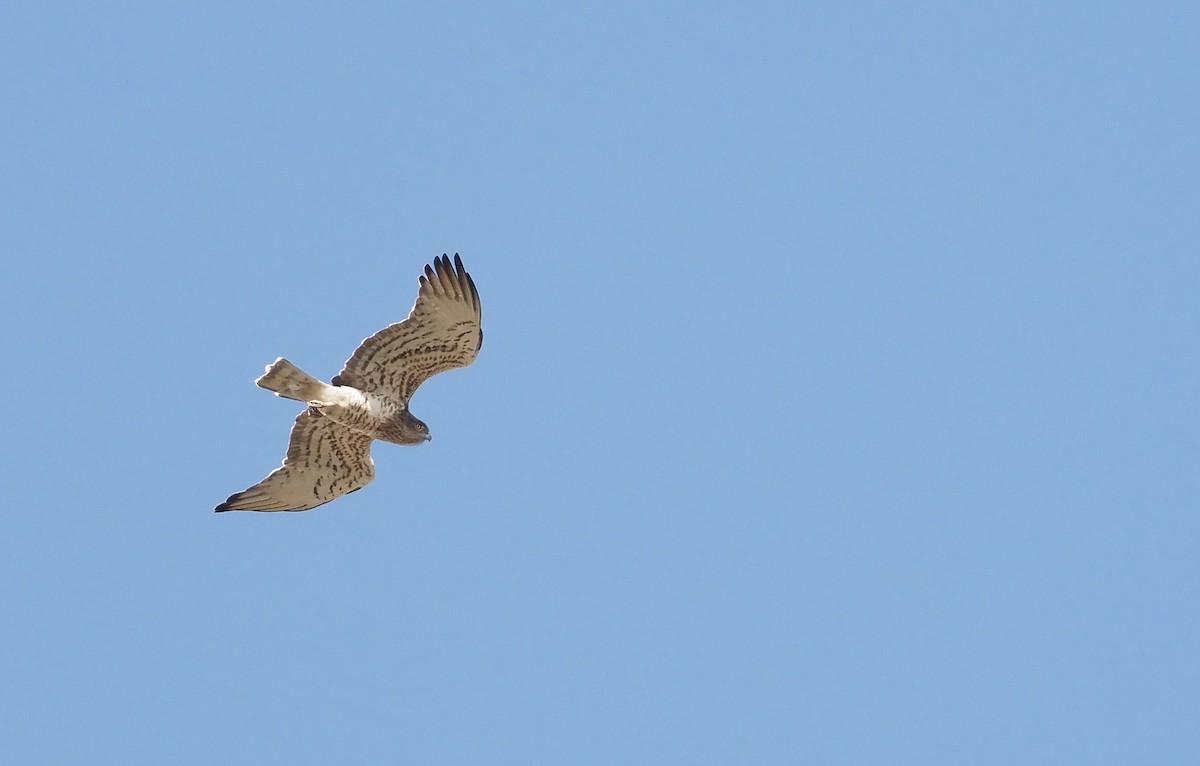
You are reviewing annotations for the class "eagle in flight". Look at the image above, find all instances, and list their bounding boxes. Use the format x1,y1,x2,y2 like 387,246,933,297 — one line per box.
216,254,482,512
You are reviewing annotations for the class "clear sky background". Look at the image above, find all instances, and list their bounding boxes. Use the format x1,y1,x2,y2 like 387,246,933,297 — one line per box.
2,2,1197,763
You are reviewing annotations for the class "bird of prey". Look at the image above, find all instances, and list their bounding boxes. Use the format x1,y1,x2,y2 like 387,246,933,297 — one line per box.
215,254,482,512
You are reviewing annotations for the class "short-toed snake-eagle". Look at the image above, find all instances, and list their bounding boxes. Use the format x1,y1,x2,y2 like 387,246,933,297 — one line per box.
215,254,482,512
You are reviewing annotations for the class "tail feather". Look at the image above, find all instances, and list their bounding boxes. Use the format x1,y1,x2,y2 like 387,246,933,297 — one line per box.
256,358,330,403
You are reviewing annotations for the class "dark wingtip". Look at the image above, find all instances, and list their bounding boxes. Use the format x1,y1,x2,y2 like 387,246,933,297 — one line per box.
215,492,242,512
422,253,478,316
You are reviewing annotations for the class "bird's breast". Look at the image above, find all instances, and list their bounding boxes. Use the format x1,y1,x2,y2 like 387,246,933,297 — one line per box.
314,390,401,440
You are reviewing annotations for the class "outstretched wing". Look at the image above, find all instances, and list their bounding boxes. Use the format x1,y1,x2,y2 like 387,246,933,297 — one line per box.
332,253,482,403
215,409,375,512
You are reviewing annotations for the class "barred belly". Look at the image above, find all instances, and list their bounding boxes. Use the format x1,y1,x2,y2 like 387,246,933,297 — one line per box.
316,387,403,440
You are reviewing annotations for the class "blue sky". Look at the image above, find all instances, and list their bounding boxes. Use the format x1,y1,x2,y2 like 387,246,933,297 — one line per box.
2,2,1197,763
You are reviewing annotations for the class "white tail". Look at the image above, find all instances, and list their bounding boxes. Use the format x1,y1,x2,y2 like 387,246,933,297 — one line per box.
256,358,331,403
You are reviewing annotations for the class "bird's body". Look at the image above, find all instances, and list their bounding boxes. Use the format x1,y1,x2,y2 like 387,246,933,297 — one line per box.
215,254,482,513
254,359,430,445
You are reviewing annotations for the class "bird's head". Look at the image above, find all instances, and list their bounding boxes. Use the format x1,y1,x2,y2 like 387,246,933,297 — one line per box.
397,411,431,445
